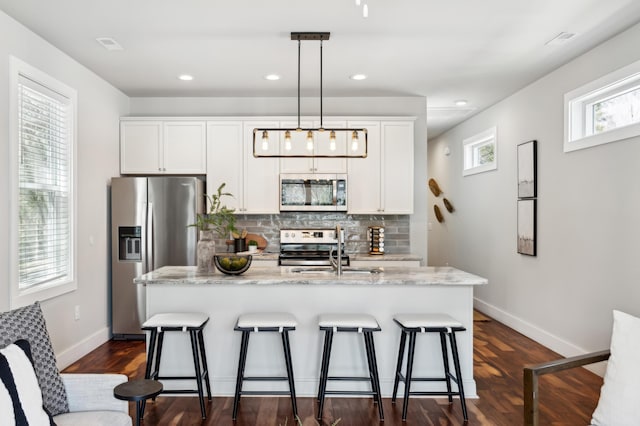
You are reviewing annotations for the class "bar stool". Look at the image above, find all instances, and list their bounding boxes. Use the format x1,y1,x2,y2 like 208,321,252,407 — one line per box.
232,312,298,420
141,312,211,419
316,313,384,421
392,313,468,422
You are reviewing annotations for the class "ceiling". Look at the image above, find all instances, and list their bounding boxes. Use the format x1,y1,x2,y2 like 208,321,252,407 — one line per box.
2,1,640,138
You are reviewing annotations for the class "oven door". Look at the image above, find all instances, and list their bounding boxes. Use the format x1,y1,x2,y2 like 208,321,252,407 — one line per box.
280,174,347,211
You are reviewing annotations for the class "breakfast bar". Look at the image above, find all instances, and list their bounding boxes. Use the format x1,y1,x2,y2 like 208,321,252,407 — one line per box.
135,266,487,398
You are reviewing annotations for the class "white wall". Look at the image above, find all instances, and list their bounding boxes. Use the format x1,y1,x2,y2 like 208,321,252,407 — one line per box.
129,96,429,264
428,22,640,362
0,11,129,367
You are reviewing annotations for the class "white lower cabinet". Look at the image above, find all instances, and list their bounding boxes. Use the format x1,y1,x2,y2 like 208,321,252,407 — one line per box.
120,120,206,174
347,120,414,214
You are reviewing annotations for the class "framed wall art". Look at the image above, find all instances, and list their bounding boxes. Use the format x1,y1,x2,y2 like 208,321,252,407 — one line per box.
517,140,537,198
517,199,536,256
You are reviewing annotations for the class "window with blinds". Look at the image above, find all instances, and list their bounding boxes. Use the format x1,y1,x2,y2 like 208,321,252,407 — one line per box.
14,66,75,296
10,57,77,308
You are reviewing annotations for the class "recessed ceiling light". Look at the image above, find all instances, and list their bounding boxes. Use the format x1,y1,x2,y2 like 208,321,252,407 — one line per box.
350,74,367,81
454,100,468,107
96,37,123,51
264,74,281,81
178,74,194,81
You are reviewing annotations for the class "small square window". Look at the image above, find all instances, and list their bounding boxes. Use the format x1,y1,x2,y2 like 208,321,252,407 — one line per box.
463,126,497,176
565,59,640,152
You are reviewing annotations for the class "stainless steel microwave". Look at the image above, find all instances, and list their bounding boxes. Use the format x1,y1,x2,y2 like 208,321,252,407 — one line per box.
280,174,347,211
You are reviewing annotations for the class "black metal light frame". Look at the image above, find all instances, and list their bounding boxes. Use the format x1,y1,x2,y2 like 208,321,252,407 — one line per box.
253,32,368,159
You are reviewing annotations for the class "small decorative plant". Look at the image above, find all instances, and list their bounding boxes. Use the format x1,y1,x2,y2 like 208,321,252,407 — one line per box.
248,239,258,247
191,182,237,239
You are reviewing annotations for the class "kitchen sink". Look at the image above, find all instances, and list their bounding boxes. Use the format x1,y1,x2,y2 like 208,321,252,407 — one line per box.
290,267,384,275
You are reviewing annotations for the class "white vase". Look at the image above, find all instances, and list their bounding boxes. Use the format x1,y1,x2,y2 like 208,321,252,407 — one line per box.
197,230,216,273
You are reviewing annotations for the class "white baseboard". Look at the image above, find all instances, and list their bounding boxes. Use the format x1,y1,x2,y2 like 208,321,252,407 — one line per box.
473,298,607,376
56,326,110,370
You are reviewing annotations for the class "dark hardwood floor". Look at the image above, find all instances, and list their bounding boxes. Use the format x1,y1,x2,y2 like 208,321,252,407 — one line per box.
63,313,603,425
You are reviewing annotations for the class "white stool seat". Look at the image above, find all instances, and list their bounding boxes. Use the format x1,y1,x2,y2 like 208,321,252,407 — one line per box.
318,313,379,329
236,312,297,329
143,312,209,329
394,313,463,329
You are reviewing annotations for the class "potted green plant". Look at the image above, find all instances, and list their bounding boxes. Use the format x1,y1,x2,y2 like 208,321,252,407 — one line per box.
191,182,237,272
248,239,259,253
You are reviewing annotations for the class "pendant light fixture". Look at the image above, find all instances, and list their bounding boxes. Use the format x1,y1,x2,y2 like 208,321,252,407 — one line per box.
253,32,367,159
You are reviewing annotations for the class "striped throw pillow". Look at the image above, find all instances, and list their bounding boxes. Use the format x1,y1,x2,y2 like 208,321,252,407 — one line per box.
0,339,54,426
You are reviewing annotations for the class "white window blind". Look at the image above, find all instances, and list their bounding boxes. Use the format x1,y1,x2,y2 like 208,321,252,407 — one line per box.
17,75,72,289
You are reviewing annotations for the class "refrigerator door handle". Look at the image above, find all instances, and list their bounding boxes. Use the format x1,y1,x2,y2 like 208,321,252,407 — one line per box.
147,202,154,271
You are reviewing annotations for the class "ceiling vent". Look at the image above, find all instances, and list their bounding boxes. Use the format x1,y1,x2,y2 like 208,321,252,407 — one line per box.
96,37,123,51
545,32,577,46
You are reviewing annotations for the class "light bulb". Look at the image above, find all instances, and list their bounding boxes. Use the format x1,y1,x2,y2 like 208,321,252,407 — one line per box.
363,4,368,18
306,130,314,151
261,130,269,151
329,131,336,151
351,130,359,151
284,130,292,151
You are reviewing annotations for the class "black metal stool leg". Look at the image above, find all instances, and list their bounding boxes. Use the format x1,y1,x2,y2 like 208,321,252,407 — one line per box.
363,332,379,405
281,330,298,417
144,329,158,379
153,331,165,380
440,331,453,403
392,329,407,403
141,329,158,417
198,329,211,401
449,331,468,421
317,329,331,402
232,330,250,420
190,330,206,419
197,329,212,401
365,331,384,420
401,331,417,421
317,329,333,421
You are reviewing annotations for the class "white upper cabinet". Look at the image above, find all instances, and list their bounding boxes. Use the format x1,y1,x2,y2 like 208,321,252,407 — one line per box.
381,121,414,214
279,120,348,174
206,121,243,212
347,120,414,214
207,121,280,214
347,121,381,213
120,120,206,174
243,121,280,214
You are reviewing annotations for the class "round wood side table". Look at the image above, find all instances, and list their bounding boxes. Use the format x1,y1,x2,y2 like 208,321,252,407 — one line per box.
114,379,163,426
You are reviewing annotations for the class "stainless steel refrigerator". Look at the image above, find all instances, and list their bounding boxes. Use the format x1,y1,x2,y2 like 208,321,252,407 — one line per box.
110,177,204,338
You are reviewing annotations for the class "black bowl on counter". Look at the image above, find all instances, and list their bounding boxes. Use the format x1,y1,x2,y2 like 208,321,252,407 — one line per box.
213,254,252,275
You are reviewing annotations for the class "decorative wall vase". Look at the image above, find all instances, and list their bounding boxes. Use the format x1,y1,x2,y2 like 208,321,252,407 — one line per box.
428,178,442,197
197,230,216,273
434,205,444,223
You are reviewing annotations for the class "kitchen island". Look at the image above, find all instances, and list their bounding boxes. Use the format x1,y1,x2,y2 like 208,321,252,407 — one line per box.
135,265,487,397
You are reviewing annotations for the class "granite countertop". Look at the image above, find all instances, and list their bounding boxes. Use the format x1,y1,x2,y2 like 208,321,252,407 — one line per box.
135,265,487,287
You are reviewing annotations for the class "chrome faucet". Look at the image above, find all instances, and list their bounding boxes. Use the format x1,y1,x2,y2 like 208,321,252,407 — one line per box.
329,224,343,276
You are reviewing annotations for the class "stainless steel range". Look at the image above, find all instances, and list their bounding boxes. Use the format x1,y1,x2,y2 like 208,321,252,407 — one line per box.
279,228,350,267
